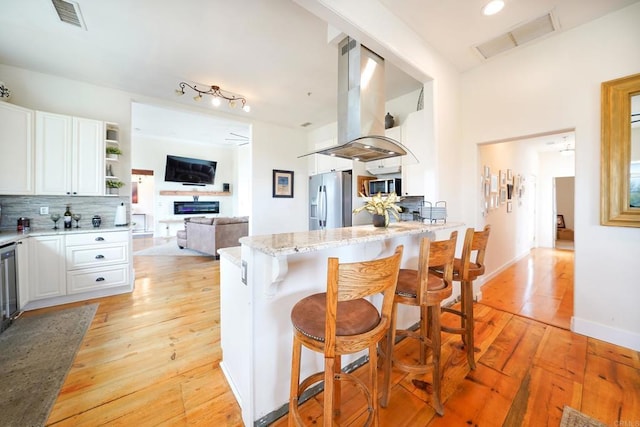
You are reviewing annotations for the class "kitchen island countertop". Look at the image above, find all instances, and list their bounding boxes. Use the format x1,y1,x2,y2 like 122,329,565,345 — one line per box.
239,220,462,257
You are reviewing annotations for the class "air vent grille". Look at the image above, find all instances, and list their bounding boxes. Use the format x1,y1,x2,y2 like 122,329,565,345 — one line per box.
51,0,86,30
475,13,556,60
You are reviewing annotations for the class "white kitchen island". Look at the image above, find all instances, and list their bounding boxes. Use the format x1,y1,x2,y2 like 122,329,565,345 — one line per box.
218,221,463,426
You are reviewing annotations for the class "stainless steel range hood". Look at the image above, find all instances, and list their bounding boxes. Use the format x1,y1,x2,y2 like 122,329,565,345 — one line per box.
301,37,412,162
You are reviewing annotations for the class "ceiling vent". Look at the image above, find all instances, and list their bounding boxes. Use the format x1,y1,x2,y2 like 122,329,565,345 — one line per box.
474,12,557,60
51,0,87,30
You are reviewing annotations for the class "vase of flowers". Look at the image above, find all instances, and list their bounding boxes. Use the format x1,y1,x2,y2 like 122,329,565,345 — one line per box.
353,192,403,227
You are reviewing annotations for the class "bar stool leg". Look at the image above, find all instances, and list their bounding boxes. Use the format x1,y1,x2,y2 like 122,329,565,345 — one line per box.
462,280,476,370
324,357,335,427
419,305,429,365
381,303,397,408
334,355,341,417
289,337,302,427
369,341,380,426
428,304,444,416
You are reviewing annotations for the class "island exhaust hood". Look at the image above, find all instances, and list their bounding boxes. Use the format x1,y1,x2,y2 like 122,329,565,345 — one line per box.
301,37,413,162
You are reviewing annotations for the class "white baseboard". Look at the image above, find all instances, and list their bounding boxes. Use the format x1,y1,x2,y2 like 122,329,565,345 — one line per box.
572,316,640,351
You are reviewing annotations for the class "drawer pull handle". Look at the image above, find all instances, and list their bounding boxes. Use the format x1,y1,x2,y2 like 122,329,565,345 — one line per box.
95,237,105,241
95,254,105,259
96,277,105,282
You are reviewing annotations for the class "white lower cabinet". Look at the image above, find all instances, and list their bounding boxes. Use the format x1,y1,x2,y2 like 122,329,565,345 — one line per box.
28,230,131,305
65,230,130,294
29,235,66,301
67,264,129,294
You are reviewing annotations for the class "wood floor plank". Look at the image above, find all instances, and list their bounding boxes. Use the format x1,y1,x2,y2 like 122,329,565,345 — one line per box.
581,349,640,426
479,315,546,380
533,326,588,384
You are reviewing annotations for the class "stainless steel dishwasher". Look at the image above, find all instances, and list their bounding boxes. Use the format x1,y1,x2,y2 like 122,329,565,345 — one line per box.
1,242,18,333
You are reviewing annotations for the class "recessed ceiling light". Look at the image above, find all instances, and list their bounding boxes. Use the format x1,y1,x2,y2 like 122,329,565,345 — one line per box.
482,0,505,16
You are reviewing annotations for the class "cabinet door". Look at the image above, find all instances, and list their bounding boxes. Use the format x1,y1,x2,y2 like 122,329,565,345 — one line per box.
0,103,34,194
401,111,429,197
35,111,73,195
29,235,66,300
73,117,104,196
16,239,30,309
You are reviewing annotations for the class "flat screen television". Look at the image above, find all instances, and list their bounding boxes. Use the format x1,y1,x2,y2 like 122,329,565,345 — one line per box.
164,155,217,186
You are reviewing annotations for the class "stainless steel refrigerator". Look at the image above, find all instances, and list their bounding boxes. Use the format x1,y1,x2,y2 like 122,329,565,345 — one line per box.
309,170,352,230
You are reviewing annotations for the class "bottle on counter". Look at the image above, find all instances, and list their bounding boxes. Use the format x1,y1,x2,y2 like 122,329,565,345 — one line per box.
64,205,72,229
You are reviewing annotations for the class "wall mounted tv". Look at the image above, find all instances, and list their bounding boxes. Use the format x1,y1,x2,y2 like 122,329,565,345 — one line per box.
164,155,217,186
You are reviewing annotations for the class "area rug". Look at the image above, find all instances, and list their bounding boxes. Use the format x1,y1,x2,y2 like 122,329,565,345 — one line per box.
133,239,213,257
0,304,98,427
560,406,607,427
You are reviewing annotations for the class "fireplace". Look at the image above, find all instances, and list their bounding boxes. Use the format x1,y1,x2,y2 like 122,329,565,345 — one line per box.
173,201,220,215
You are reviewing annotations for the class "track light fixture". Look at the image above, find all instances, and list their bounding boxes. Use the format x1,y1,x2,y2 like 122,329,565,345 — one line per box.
176,82,251,112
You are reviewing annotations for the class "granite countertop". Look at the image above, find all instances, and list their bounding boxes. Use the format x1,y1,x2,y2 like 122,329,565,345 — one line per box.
239,221,463,257
0,226,131,246
218,246,241,266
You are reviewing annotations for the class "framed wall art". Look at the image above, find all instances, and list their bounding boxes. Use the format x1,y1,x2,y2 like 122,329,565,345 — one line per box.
272,169,294,198
557,214,566,228
490,174,498,193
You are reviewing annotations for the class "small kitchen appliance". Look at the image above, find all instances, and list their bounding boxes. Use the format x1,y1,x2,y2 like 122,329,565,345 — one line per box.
369,178,401,196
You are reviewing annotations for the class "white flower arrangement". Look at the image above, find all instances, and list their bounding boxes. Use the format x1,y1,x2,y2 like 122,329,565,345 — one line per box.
353,192,403,226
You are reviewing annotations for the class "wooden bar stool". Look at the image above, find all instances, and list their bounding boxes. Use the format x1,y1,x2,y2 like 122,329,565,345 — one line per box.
288,245,404,427
381,232,457,416
431,225,491,370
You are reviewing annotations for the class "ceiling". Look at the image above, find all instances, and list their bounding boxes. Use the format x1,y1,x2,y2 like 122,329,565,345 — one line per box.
0,0,636,145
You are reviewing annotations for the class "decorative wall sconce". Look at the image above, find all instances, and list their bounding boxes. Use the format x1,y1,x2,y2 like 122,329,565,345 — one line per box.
176,82,250,112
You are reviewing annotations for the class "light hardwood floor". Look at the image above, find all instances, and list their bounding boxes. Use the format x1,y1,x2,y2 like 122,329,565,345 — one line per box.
30,241,638,426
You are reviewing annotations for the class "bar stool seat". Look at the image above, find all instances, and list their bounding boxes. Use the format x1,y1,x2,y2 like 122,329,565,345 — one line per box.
291,294,381,341
288,246,404,427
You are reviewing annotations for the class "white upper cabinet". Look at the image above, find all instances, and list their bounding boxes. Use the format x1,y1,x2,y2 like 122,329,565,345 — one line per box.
401,110,429,196
35,111,104,196
0,102,34,194
365,127,403,176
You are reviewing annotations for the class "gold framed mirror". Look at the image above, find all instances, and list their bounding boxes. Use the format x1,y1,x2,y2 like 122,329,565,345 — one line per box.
600,72,640,227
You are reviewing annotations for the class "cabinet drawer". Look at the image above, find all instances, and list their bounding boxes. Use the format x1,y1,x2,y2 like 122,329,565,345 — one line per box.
67,265,129,294
66,242,128,270
66,230,129,246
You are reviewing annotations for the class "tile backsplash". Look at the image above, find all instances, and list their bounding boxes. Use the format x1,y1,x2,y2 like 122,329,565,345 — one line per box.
0,195,130,231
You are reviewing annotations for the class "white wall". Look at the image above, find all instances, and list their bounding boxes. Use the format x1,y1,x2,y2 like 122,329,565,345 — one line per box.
250,121,309,235
462,3,640,350
479,142,539,278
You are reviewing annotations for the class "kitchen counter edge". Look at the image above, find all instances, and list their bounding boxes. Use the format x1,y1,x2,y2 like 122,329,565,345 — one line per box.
0,226,132,246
